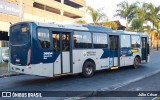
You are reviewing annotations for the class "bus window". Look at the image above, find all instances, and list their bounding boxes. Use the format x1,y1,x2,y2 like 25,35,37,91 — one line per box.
93,33,108,48
62,33,70,51
10,24,30,45
73,31,92,48
52,33,60,52
37,28,50,49
121,35,131,48
131,36,140,48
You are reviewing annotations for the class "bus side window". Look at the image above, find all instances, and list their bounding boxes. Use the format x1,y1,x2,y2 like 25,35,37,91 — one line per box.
131,36,140,48
73,31,92,48
52,33,60,52
37,28,50,49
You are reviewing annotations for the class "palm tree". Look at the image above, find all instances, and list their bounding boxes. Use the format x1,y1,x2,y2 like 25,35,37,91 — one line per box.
131,18,144,32
144,3,160,28
144,3,160,50
131,3,148,32
114,1,139,29
87,6,107,24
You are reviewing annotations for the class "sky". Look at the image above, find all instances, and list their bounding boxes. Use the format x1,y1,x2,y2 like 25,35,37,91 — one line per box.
85,0,160,26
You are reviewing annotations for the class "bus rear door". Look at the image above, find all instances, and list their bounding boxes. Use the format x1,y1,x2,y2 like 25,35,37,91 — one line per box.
141,37,148,62
109,35,120,68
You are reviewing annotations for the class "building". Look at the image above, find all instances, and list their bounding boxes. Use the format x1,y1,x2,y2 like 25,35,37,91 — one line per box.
0,0,85,63
0,0,85,40
113,21,126,30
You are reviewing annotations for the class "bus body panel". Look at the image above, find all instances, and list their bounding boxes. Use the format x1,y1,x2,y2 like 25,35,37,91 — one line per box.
53,55,61,75
9,63,53,77
120,48,141,66
72,49,116,73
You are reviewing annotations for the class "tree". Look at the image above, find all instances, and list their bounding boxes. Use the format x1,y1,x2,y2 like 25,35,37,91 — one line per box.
131,18,144,32
99,21,118,30
144,3,160,50
87,6,107,24
75,20,86,24
144,3,160,29
114,1,139,29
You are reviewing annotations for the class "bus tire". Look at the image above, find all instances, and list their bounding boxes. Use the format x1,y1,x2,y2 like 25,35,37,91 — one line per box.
132,56,140,69
82,61,95,78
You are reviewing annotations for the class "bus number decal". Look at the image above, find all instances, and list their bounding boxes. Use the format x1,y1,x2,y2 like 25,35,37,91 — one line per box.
43,52,53,59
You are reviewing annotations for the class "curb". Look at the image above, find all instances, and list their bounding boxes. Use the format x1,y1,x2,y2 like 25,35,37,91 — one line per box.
65,69,160,100
0,73,22,78
152,97,160,100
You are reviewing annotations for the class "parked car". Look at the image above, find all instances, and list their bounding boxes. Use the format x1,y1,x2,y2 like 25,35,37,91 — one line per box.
2,48,9,63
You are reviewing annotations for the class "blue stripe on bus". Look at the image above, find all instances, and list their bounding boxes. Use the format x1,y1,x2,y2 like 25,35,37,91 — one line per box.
121,47,133,56
100,49,118,59
53,52,60,62
100,49,110,59
100,48,134,59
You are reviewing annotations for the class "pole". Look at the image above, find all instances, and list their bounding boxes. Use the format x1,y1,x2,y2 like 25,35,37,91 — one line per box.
19,0,23,22
44,5,46,22
157,34,159,51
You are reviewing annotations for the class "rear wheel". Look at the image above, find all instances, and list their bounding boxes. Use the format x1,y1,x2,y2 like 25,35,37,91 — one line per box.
132,57,140,69
82,61,95,78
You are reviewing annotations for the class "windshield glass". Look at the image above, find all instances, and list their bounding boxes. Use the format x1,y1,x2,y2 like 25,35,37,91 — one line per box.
10,24,30,45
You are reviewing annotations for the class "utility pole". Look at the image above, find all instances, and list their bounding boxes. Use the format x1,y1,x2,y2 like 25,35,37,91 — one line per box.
44,4,46,23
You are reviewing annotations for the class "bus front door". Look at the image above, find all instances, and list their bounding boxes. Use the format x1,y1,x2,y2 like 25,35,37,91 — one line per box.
52,32,71,75
141,37,148,62
109,35,120,67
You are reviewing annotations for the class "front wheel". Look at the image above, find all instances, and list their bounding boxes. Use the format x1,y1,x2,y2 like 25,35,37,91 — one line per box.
82,61,95,78
132,57,140,69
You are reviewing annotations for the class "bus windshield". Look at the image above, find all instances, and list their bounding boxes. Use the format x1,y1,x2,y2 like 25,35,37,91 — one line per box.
10,24,30,45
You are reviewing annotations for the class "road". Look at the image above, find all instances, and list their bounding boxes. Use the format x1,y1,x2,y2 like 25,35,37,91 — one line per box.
0,50,160,99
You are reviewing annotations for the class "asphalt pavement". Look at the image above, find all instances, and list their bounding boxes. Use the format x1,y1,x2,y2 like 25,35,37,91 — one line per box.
83,71,160,100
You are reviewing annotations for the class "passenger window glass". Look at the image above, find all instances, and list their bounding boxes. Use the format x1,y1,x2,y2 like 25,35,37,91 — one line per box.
37,28,50,49
93,33,108,48
62,33,70,51
121,35,131,48
73,31,92,48
131,36,140,48
52,32,60,52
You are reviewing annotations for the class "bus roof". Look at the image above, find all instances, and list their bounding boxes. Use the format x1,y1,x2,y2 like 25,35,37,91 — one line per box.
112,30,148,36
12,21,148,36
35,22,148,36
34,22,112,32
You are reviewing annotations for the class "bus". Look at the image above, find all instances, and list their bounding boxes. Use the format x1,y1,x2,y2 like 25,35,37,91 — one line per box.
8,21,150,78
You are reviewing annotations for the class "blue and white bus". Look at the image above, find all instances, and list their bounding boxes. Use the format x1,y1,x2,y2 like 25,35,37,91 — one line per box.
9,21,150,77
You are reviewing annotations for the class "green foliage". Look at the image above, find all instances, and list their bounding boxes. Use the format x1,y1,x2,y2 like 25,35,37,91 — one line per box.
144,3,160,29
75,20,86,24
87,6,107,24
131,18,144,32
114,1,139,28
99,22,118,30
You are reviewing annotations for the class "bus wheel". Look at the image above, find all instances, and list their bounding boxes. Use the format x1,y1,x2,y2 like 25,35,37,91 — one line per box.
132,57,140,69
82,61,95,78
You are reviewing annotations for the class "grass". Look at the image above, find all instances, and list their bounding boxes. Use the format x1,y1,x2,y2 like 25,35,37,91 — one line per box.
0,63,8,67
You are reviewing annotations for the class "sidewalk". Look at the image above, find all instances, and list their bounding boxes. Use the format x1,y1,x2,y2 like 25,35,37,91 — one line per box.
0,65,19,78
